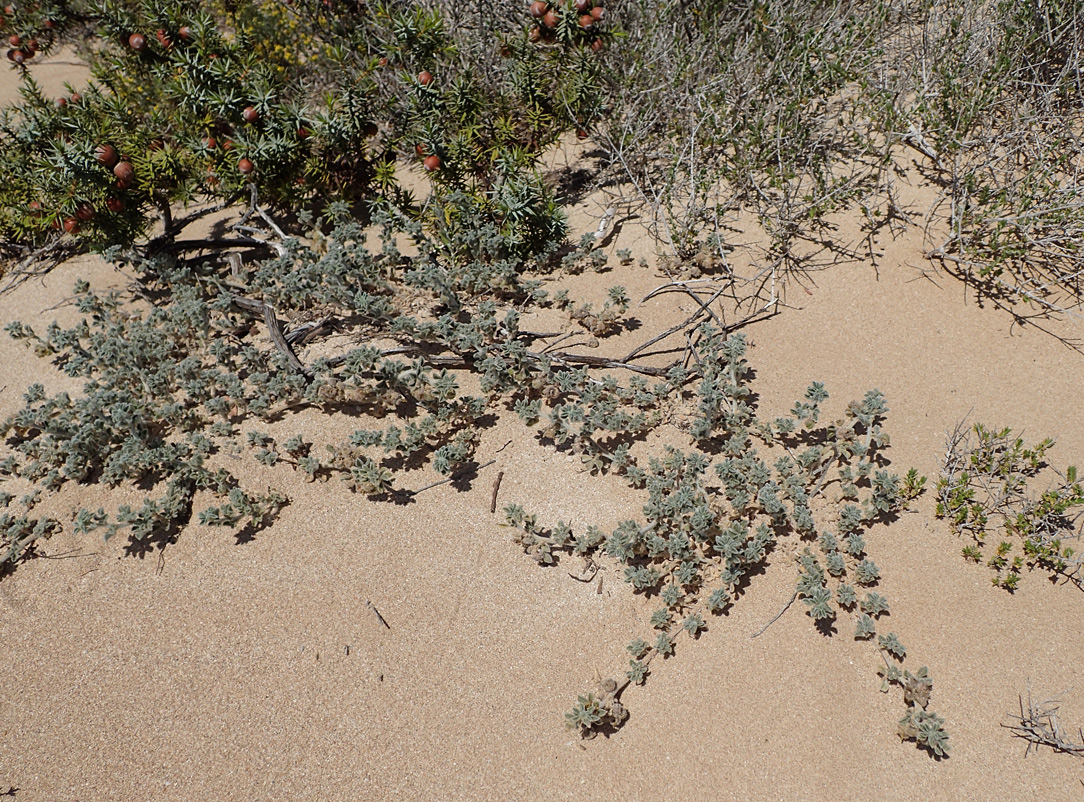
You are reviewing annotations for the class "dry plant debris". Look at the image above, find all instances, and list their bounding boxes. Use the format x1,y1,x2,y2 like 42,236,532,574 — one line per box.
1003,684,1084,759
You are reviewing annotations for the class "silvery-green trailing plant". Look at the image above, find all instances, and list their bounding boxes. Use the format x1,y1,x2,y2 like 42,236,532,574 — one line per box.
0,183,950,756
0,179,656,569
881,663,951,757
2,267,299,552
0,488,60,577
937,420,1083,591
504,331,946,754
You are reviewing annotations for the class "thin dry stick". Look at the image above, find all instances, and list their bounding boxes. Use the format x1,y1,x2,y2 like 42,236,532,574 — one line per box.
37,549,98,560
366,600,390,630
750,590,798,639
621,303,713,364
624,288,774,365
227,294,321,377
319,346,669,376
227,184,290,256
409,459,496,497
540,351,672,377
490,470,504,514
6,235,65,273
263,304,313,378
0,236,75,294
568,559,599,583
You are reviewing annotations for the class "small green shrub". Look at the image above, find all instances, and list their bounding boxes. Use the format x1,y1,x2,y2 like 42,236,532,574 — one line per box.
937,421,1083,590
915,0,1084,320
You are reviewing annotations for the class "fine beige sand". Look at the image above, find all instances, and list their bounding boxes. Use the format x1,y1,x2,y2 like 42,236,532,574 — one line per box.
2,50,1083,801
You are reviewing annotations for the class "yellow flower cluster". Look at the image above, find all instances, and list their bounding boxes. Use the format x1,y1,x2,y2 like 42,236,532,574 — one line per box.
226,0,333,73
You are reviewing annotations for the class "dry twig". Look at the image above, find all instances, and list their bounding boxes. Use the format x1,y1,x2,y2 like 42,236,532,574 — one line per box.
1003,683,1084,759
490,470,504,514
750,590,798,639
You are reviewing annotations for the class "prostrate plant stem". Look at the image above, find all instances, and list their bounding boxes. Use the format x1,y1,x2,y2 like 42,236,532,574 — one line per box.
505,333,946,755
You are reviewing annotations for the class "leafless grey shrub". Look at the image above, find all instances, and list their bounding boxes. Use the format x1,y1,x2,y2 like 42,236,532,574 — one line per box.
1003,683,1084,759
